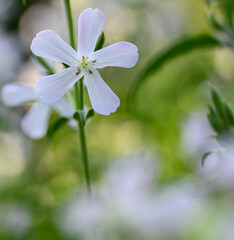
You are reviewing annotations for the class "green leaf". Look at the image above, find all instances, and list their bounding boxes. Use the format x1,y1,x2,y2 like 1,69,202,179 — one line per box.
46,117,69,145
73,109,95,126
128,34,220,105
201,151,212,167
219,0,234,26
207,111,222,134
225,104,234,125
211,87,229,127
22,0,27,6
209,14,224,31
73,111,85,125
95,32,105,51
85,109,95,122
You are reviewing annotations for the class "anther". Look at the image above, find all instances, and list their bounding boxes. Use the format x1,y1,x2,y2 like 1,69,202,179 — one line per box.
89,69,93,74
92,60,97,63
76,68,81,75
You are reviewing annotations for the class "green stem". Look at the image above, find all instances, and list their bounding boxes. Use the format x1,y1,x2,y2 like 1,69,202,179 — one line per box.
74,82,80,109
64,0,92,195
77,119,91,194
63,0,75,49
79,77,84,110
31,54,55,75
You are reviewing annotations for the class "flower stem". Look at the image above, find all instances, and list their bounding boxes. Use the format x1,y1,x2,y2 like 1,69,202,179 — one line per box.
63,0,75,49
77,118,91,194
64,0,92,195
79,77,84,110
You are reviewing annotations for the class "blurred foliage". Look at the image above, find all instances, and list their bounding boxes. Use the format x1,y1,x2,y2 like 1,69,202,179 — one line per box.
46,117,70,145
206,0,234,44
207,87,234,140
129,34,220,105
0,0,234,239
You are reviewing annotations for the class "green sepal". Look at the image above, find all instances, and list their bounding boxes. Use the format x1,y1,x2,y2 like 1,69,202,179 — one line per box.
46,117,69,145
73,111,85,126
73,109,95,126
85,109,95,122
95,32,105,51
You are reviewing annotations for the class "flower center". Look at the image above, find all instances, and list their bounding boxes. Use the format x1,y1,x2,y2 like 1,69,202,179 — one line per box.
80,60,89,69
80,56,89,69
76,56,97,75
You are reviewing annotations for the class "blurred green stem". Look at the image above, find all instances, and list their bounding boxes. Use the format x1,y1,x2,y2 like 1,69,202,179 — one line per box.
31,54,55,75
64,0,91,195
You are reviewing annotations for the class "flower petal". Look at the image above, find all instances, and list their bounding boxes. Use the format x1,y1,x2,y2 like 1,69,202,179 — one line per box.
21,103,51,139
1,83,38,107
35,67,83,104
84,69,120,115
53,98,74,118
31,30,79,66
78,8,105,56
90,42,139,68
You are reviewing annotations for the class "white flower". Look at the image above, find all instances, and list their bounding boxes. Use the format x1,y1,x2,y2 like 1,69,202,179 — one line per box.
31,8,139,115
1,83,73,139
202,143,234,190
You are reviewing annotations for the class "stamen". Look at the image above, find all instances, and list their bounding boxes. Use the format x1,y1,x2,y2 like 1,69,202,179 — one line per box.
89,69,93,74
76,68,81,75
92,60,97,63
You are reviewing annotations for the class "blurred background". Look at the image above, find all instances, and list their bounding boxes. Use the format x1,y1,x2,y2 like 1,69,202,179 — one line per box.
0,0,234,239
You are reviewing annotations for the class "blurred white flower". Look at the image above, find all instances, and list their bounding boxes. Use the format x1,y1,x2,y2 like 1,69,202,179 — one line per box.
0,203,31,237
181,112,217,158
59,155,204,240
1,83,73,139
201,142,234,191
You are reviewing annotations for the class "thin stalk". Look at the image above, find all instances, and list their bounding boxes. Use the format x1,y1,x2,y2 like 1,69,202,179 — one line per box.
32,54,55,75
63,0,75,49
64,0,92,195
77,119,91,194
64,0,80,108
79,77,84,109
74,82,80,109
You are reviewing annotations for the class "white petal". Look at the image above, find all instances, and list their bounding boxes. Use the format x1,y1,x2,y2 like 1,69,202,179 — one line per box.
21,103,51,139
31,30,79,66
90,42,139,68
53,98,74,118
78,8,105,56
84,69,120,115
1,83,38,107
35,67,83,104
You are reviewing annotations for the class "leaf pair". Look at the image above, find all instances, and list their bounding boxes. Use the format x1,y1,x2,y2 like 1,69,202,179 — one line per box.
46,109,95,145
